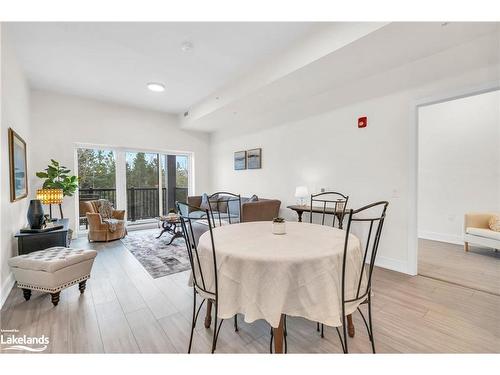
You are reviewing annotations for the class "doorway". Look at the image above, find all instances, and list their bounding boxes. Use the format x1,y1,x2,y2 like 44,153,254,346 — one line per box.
416,89,500,294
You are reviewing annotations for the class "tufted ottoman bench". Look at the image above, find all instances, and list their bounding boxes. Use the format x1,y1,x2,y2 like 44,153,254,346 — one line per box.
8,247,97,306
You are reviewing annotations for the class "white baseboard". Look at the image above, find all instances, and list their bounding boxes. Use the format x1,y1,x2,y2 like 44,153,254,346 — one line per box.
418,231,463,245
375,256,410,275
0,272,15,309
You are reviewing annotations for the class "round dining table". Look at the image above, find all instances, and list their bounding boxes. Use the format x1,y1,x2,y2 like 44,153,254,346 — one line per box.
196,221,366,353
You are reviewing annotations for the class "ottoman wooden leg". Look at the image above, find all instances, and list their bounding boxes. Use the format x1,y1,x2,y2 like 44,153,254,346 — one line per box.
22,289,31,301
51,292,61,306
79,280,87,294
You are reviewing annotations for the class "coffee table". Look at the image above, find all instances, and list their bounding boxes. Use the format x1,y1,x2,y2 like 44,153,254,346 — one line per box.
156,216,183,245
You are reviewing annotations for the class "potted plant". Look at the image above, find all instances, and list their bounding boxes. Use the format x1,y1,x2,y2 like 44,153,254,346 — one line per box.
36,159,79,218
272,217,286,235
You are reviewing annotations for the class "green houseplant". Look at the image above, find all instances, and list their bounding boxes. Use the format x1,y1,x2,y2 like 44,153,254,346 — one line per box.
36,159,79,219
36,159,79,196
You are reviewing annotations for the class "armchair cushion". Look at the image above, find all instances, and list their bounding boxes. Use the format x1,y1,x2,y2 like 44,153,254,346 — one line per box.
466,227,500,241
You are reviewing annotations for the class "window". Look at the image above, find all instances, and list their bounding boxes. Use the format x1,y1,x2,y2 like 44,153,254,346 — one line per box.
77,145,191,230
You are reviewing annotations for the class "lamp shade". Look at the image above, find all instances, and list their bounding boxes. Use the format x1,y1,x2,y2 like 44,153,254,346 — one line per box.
36,188,63,205
294,186,309,198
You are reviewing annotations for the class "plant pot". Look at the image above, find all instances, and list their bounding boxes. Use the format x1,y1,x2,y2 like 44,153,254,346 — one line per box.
27,199,45,229
272,221,286,235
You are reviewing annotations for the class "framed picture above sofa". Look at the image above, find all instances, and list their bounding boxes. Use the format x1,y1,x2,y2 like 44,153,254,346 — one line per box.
8,128,28,202
247,148,262,169
234,150,247,170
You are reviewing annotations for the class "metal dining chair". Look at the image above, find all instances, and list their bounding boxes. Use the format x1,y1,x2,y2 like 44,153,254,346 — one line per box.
177,201,238,353
309,191,349,229
310,191,349,336
207,192,242,227
330,201,389,353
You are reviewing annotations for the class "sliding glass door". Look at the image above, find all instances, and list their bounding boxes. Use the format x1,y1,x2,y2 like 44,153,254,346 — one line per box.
160,154,189,214
126,151,159,222
76,145,191,229
77,148,116,230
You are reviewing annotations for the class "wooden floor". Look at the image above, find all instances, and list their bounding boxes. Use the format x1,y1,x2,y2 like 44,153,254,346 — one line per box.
418,239,500,296
1,235,499,354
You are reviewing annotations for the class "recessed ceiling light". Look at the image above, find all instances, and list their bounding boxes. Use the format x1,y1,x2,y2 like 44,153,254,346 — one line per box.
147,82,165,92
181,41,194,52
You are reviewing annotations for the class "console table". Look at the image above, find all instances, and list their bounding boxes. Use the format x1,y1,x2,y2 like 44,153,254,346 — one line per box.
287,205,342,222
15,219,70,255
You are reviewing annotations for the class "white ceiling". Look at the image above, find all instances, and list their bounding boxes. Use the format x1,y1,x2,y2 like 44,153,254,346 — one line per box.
181,22,500,133
4,22,317,113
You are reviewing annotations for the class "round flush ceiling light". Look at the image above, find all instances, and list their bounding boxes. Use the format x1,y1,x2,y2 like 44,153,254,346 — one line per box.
181,41,194,52
147,82,165,92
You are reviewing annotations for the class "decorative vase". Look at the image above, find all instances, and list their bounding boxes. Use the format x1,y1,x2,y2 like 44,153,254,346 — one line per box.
272,221,286,235
27,199,45,229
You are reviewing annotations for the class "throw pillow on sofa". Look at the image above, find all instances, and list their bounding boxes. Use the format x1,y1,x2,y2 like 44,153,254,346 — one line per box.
248,194,259,202
200,193,211,211
489,215,500,232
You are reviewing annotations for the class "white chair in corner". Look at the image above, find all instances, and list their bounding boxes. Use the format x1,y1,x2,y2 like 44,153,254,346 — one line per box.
463,213,500,252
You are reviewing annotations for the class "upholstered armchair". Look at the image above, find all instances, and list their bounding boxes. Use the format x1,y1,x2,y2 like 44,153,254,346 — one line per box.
83,200,127,242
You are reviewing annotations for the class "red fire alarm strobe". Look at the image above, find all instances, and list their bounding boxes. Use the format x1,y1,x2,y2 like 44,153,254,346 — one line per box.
358,116,367,128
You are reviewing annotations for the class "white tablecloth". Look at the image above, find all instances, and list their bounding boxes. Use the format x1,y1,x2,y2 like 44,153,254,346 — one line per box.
196,221,366,328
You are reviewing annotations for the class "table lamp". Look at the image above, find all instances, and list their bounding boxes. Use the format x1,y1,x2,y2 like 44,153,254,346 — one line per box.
295,186,309,206
36,188,64,220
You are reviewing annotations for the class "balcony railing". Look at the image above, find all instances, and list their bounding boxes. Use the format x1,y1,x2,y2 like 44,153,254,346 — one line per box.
79,187,188,222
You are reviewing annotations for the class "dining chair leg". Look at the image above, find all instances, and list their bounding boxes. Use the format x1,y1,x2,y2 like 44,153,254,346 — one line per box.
342,314,348,353
368,295,376,353
211,303,219,353
284,316,288,354
234,314,239,332
188,289,197,354
321,323,324,338
269,327,273,353
316,322,320,332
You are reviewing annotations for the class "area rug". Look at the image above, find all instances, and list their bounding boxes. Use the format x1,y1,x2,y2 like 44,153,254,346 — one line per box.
120,228,191,279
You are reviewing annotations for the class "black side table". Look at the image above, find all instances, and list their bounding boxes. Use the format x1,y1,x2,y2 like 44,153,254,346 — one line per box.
156,216,184,245
15,219,70,255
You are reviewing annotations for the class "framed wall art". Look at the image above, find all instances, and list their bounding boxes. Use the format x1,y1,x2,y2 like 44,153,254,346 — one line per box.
9,127,28,202
234,150,247,170
247,148,262,169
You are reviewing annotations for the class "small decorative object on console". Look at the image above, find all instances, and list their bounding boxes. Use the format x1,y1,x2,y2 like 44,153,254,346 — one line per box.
272,217,286,235
27,199,45,229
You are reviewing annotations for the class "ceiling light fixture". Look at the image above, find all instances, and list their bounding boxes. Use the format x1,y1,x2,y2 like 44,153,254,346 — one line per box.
147,82,165,92
181,41,194,52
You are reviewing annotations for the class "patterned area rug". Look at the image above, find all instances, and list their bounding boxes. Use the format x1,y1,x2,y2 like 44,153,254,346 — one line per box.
120,228,191,279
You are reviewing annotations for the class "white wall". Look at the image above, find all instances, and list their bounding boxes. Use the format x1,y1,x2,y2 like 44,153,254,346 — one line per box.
30,90,212,234
418,90,500,244
1,27,32,306
210,63,500,275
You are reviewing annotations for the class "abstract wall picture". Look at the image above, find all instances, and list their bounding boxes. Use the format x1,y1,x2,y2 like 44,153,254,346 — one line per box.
9,128,28,202
234,150,247,170
247,148,262,169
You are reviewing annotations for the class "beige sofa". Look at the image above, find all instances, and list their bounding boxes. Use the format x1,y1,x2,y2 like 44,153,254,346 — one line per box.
463,213,500,252
187,195,281,223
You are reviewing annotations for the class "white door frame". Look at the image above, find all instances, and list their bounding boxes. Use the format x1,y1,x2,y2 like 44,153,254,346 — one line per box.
407,82,500,276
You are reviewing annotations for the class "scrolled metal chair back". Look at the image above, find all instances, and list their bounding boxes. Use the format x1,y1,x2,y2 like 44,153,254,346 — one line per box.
207,192,242,227
177,201,218,299
310,191,349,228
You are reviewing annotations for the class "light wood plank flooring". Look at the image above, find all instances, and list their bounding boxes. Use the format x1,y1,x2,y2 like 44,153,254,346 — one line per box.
1,236,499,353
419,239,500,296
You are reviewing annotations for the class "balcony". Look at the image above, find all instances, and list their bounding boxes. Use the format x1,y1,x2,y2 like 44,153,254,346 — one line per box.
79,187,188,223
